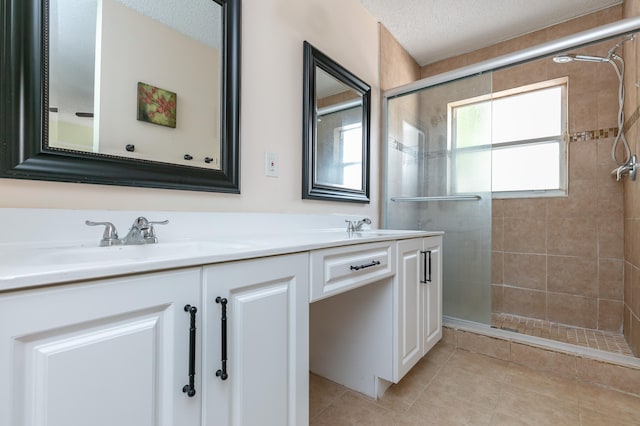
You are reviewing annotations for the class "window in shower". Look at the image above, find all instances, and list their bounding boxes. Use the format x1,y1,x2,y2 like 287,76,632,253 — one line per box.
449,77,568,197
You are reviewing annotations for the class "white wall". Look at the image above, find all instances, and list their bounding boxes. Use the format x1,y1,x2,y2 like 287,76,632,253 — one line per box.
98,0,220,169
0,0,380,222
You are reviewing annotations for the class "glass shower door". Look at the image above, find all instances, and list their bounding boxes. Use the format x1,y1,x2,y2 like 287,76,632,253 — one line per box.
384,73,493,324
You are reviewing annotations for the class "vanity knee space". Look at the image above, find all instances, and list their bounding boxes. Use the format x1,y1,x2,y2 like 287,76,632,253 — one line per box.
308,235,443,399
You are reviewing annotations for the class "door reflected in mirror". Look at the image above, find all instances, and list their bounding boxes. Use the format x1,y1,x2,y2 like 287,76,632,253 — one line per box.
48,0,223,169
303,41,371,203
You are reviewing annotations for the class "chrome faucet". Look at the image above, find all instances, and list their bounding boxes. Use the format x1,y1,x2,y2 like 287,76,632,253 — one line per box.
345,218,372,232
86,217,169,246
121,217,169,245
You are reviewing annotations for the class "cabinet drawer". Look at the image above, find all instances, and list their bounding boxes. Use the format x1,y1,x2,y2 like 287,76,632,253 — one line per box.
310,242,395,302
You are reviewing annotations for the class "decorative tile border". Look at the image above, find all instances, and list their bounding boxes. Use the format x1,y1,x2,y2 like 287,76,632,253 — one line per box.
388,137,418,158
393,127,621,145
570,105,640,143
569,127,618,143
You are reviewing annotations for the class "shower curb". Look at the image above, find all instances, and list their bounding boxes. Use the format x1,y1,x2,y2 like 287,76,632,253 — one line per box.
443,317,640,397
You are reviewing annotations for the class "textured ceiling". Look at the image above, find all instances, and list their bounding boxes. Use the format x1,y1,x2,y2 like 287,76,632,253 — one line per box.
119,0,221,48
360,0,623,66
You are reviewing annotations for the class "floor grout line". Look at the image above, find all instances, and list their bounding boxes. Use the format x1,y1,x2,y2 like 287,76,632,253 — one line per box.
400,351,452,413
310,344,640,426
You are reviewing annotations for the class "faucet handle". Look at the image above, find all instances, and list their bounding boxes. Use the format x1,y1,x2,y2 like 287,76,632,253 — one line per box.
144,219,169,243
345,219,356,232
85,220,119,246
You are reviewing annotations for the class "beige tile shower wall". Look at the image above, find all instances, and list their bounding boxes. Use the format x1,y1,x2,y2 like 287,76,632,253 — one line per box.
492,137,624,332
421,6,625,333
623,0,640,357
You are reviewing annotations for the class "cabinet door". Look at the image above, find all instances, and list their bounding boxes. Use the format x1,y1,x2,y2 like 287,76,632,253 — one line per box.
395,238,423,381
422,236,443,354
0,269,202,426
203,253,309,426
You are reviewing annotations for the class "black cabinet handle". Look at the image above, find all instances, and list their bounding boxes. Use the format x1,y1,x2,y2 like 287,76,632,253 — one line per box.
421,250,432,283
215,297,229,380
350,260,381,271
182,304,197,397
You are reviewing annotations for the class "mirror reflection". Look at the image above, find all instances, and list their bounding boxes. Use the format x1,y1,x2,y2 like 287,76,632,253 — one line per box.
315,68,363,191
302,41,371,203
48,0,222,169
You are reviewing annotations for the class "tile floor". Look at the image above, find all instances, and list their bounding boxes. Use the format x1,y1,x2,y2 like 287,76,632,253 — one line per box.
309,342,640,425
492,313,635,357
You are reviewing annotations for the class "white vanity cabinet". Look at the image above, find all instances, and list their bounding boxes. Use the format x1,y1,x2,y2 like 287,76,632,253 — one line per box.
422,236,443,355
0,207,444,426
395,236,442,381
203,253,309,426
0,268,203,426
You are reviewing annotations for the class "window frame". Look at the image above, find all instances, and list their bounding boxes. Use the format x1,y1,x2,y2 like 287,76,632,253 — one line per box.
448,77,569,199
331,121,363,190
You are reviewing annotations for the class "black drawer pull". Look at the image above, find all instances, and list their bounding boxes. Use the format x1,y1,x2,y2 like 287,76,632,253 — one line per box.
421,250,432,283
182,304,198,397
215,297,229,380
350,260,381,271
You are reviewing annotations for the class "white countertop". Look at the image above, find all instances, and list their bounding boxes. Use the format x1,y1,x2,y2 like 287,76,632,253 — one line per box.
0,209,441,291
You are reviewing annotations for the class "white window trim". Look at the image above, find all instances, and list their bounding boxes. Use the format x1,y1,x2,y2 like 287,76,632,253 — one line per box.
448,77,569,199
329,122,363,190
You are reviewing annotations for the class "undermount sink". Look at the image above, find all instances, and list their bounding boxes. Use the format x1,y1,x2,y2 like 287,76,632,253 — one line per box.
37,240,258,265
310,228,426,241
349,229,420,237
351,232,392,237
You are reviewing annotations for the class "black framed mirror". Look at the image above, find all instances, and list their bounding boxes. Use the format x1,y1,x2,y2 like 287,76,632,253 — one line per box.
302,41,370,203
0,0,240,193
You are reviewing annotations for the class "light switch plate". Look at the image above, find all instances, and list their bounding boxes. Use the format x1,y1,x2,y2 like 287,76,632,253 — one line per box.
265,152,279,177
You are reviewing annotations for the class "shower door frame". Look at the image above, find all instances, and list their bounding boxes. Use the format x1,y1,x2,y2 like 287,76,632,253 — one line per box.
382,16,640,225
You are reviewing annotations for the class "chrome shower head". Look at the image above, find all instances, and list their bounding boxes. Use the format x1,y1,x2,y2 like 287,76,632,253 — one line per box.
552,53,610,63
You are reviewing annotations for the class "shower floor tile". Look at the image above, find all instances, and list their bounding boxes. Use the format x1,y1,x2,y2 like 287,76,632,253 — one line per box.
492,313,634,357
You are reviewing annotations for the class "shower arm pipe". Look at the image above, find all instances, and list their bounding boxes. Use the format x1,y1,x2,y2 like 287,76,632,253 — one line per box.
383,16,640,99
608,34,635,57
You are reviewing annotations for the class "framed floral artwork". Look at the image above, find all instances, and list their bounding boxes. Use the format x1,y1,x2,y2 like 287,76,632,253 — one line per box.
137,82,177,128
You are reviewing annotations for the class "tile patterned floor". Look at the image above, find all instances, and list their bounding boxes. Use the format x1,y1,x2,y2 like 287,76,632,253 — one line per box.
491,313,634,357
310,343,640,425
